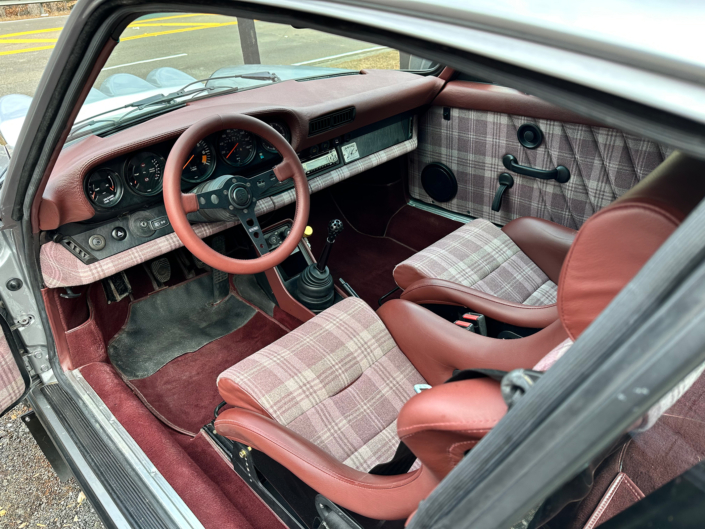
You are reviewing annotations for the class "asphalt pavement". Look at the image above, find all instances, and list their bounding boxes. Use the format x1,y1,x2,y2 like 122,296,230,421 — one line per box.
0,12,393,98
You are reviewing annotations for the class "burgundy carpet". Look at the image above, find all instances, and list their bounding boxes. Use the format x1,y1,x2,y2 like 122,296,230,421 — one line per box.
81,362,284,529
128,312,288,435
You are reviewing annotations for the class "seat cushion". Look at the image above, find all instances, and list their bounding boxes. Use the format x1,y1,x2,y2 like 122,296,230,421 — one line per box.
217,297,425,472
393,218,557,306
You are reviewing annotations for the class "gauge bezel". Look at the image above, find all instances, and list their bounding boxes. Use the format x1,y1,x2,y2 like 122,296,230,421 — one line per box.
217,129,257,168
261,121,291,154
84,168,124,209
124,151,166,197
181,140,216,184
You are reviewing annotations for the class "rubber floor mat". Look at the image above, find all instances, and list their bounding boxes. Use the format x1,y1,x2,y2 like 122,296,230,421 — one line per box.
108,274,256,379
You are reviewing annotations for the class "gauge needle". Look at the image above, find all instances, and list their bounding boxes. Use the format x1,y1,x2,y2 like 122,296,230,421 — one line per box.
182,155,194,170
226,143,239,159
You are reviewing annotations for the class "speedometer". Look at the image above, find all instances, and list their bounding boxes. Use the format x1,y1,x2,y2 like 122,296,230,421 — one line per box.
217,129,256,167
181,140,215,183
126,152,165,196
261,122,291,154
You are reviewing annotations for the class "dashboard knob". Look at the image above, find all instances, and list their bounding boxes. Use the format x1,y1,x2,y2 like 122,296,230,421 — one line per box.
268,235,279,246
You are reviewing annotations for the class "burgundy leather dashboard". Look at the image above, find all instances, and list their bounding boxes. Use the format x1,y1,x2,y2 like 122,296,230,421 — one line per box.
39,70,443,231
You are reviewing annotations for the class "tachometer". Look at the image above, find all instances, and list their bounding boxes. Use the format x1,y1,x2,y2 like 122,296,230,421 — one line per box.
261,122,291,154
217,129,256,167
86,169,123,208
125,152,165,196
181,140,215,183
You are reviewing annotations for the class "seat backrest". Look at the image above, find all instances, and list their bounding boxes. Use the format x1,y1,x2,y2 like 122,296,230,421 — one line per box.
558,152,705,340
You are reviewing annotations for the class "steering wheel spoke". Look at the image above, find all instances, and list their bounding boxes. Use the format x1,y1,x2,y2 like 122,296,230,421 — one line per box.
233,206,269,255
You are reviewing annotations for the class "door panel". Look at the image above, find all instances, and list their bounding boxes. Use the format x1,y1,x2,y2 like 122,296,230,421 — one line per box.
0,315,30,417
410,83,672,229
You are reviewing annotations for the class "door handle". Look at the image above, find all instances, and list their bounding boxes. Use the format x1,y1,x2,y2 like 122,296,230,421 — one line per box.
502,154,570,184
492,173,514,212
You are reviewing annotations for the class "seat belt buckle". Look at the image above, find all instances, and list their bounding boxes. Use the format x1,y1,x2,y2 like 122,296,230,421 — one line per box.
453,312,488,336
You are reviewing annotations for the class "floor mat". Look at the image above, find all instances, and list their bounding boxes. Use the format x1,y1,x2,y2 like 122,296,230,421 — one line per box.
108,274,256,379
128,312,288,435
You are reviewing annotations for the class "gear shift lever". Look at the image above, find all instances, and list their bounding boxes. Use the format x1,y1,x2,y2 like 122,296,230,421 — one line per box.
294,219,344,312
316,219,344,272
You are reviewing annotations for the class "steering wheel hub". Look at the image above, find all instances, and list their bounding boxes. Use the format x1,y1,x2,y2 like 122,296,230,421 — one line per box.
230,184,252,208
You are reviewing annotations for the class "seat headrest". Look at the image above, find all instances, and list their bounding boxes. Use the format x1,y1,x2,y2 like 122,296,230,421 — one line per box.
558,152,705,340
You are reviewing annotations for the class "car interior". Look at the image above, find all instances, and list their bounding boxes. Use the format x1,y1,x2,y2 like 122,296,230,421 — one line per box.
26,12,705,529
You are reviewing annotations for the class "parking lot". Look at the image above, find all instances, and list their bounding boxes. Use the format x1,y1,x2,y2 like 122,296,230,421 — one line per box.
0,12,399,98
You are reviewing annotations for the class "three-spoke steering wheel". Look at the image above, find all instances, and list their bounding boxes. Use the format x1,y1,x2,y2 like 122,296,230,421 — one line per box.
163,114,310,274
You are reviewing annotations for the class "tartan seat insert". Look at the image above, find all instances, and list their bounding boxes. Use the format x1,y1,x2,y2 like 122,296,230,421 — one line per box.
217,297,425,472
393,218,557,306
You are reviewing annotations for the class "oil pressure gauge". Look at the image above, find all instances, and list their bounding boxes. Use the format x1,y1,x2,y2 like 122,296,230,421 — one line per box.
86,169,123,208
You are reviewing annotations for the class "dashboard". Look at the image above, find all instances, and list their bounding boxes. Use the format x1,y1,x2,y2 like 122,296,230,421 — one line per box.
38,70,443,278
84,121,291,220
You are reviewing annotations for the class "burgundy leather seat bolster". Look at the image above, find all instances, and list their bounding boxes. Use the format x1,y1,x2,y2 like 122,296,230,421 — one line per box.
217,378,274,418
398,378,507,481
214,408,439,520
399,278,559,329
502,217,577,284
377,299,568,385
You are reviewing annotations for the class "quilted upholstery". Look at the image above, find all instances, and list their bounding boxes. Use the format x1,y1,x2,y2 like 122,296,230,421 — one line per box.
217,297,425,472
409,106,673,230
394,218,557,306
0,334,24,413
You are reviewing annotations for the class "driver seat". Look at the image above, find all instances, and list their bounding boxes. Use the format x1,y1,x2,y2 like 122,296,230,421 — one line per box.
214,152,705,521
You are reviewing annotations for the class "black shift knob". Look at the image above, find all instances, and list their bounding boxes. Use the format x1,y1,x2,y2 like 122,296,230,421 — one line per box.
327,219,344,242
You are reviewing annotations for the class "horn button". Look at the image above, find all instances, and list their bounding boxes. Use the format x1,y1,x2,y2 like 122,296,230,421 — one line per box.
229,184,252,209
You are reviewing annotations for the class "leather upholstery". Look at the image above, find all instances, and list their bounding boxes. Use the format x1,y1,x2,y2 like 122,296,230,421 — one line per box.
502,217,576,285
397,378,507,481
214,408,439,521
399,278,559,328
558,152,705,339
378,299,568,385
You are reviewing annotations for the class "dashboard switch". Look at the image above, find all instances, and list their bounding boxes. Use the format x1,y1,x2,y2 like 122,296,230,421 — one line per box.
88,234,106,251
111,227,127,241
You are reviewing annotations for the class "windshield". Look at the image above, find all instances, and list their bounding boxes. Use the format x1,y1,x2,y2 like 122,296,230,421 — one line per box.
72,13,436,139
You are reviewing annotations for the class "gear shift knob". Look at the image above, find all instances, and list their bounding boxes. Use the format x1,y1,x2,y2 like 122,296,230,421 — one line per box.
327,219,344,242
317,219,343,272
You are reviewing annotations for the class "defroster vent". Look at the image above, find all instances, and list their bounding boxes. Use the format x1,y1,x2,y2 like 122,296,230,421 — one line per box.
308,107,356,136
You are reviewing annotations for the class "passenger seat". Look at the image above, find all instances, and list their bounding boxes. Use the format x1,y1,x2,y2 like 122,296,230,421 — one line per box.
393,216,576,328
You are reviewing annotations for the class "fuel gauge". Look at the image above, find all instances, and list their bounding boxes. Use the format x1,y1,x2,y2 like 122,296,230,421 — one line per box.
86,169,123,208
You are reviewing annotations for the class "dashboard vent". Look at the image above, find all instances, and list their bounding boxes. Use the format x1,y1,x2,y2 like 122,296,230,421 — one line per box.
308,107,356,136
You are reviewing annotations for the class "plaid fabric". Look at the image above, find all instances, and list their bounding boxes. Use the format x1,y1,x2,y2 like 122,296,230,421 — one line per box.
218,297,425,472
395,218,557,305
0,333,24,413
41,130,417,288
409,107,673,229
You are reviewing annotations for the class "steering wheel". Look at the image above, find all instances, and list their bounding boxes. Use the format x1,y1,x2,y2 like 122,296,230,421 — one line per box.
163,114,310,275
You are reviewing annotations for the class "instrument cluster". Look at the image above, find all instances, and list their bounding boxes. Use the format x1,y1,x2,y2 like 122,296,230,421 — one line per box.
84,121,291,211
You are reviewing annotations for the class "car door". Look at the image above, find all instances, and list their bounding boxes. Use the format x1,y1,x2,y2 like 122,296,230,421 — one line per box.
0,296,31,417
409,79,673,229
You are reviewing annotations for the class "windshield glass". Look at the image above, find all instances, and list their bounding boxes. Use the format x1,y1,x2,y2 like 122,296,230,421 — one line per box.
73,12,436,139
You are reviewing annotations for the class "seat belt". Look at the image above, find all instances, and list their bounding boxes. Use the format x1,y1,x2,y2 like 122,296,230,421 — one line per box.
369,368,545,476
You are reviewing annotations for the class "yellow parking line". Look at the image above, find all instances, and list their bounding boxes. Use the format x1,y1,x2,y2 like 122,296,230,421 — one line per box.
0,44,54,56
121,22,238,41
128,22,230,27
0,27,62,39
0,17,235,56
128,13,210,24
0,38,58,44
